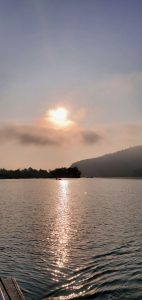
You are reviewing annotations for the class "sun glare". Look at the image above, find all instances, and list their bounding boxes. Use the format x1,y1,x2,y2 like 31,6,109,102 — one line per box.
47,107,71,128
51,108,68,123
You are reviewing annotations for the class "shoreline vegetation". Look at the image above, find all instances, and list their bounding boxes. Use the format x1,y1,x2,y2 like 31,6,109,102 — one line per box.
0,167,81,179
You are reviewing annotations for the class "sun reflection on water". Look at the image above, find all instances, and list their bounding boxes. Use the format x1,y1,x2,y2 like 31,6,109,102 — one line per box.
54,180,70,270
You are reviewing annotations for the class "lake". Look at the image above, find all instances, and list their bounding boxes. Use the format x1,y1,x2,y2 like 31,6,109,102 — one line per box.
0,178,142,300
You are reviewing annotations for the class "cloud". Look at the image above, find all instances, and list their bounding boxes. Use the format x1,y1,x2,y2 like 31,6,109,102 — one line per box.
80,130,102,144
0,123,103,147
0,124,61,146
0,120,141,152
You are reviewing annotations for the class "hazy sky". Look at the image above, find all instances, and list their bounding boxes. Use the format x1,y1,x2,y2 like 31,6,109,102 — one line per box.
0,0,142,169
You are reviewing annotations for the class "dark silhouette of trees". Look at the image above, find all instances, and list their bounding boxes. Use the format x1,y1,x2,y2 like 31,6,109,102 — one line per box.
49,167,81,178
0,167,49,179
0,167,81,179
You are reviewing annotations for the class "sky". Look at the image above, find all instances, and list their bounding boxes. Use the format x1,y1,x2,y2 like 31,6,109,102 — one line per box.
0,0,142,169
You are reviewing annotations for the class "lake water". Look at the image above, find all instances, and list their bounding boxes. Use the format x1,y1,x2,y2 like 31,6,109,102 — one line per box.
0,179,142,300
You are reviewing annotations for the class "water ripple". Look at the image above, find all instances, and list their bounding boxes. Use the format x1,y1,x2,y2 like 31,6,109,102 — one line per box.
0,179,142,300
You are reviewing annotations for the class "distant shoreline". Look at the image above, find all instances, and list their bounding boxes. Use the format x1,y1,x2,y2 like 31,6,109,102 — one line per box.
0,177,141,180
0,167,81,180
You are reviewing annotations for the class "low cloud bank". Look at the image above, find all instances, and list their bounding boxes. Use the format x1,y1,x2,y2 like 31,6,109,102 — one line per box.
0,123,102,147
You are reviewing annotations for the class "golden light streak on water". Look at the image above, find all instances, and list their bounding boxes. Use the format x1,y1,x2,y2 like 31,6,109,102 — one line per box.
55,180,70,270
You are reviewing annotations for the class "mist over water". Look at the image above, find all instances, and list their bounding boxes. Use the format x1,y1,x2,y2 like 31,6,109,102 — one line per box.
0,179,142,300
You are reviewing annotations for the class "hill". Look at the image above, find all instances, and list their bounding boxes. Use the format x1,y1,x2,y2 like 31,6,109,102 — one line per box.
71,145,142,177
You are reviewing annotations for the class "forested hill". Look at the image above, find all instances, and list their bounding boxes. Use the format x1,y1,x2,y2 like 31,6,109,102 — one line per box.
71,145,142,177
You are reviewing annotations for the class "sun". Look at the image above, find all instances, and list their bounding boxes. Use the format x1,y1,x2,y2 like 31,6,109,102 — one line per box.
50,107,68,123
46,107,71,128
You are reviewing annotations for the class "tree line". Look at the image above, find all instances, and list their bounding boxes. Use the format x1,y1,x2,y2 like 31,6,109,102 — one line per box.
0,167,81,179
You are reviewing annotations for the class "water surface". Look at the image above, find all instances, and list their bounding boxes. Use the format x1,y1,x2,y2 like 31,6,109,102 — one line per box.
0,179,142,299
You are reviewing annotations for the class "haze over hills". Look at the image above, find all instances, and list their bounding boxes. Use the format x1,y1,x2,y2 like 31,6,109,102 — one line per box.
71,145,142,177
